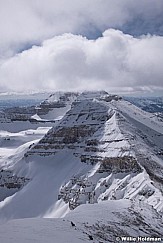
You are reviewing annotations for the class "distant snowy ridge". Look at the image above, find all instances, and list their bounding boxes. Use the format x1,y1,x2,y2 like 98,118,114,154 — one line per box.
0,91,79,123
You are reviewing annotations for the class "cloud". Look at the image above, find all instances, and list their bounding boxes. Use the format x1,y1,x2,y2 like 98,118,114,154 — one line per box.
0,0,163,59
0,29,163,94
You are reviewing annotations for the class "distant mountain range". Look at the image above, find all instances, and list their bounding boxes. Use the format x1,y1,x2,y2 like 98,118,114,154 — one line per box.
124,96,163,114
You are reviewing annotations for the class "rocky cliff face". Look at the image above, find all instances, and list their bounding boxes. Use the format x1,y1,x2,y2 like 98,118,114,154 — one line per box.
0,169,29,201
23,91,163,212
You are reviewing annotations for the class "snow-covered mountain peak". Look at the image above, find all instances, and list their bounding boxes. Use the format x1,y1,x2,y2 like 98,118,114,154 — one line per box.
16,93,162,214
41,91,79,105
0,91,163,236
76,91,122,103
76,90,108,100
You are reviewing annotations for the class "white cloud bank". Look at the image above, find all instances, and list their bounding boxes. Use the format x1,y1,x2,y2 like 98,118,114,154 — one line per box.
0,29,163,94
0,0,163,58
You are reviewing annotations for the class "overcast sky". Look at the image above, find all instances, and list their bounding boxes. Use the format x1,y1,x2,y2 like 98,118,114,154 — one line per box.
0,0,163,95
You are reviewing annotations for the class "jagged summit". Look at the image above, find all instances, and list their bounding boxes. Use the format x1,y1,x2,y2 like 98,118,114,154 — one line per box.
40,91,79,106
41,90,122,104
76,90,108,100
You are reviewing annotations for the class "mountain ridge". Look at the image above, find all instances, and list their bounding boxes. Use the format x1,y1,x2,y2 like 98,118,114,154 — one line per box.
0,91,163,241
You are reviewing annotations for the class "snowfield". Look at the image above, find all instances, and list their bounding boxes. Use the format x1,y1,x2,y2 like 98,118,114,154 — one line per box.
0,200,162,243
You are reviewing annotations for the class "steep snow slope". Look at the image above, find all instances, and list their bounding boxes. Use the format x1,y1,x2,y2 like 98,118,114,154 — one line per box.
0,127,50,202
